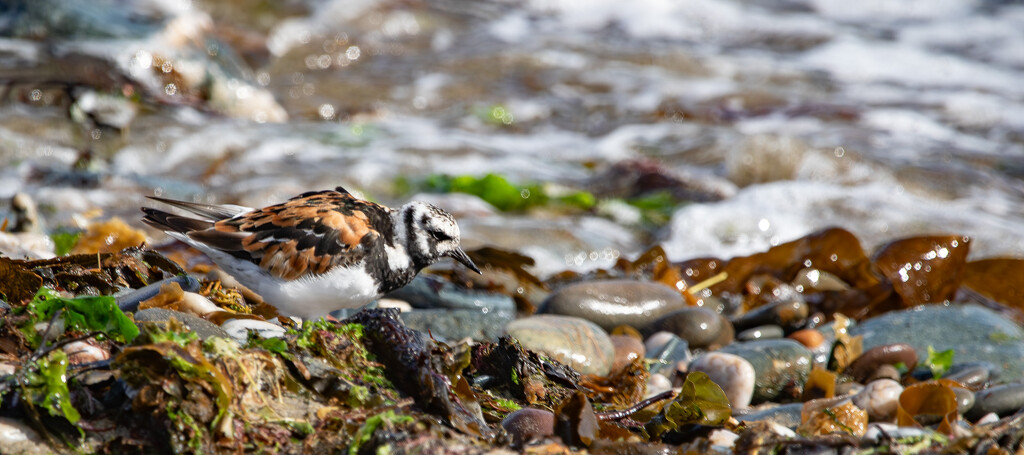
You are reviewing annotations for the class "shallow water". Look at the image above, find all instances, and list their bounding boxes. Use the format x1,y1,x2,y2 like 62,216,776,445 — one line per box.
2,0,1024,273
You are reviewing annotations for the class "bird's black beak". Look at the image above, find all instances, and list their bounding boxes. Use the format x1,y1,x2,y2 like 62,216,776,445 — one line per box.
449,247,482,274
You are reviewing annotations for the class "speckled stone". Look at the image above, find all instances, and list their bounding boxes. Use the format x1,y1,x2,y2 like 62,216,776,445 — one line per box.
968,383,1024,420
134,308,230,340
717,339,813,404
542,280,687,332
736,403,804,429
690,352,756,408
506,315,615,376
609,335,645,374
400,308,514,342
851,304,1024,382
501,408,554,445
644,307,734,350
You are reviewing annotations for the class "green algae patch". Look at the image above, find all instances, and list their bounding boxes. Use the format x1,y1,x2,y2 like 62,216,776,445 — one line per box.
20,287,138,348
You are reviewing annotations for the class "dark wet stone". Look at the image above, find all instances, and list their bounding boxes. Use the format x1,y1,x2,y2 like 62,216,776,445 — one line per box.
506,315,615,376
952,387,975,415
386,274,515,312
644,307,734,350
865,364,901,383
845,343,917,383
944,362,997,388
542,280,687,332
738,325,784,342
731,299,808,332
736,403,803,429
968,383,1024,420
850,304,1024,382
645,333,692,377
501,408,554,445
717,339,813,403
400,308,514,342
134,308,230,340
116,275,201,312
609,335,645,374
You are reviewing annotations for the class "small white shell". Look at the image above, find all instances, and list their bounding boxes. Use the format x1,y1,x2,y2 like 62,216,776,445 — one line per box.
63,340,111,365
221,319,287,343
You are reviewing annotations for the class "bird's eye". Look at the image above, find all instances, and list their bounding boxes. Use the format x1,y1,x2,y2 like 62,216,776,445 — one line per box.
429,230,454,241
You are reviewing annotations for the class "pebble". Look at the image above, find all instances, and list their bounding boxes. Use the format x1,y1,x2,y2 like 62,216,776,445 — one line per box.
737,325,784,342
967,382,1024,420
850,379,902,421
542,280,687,332
63,340,110,365
717,339,813,403
221,319,287,343
609,335,645,374
850,304,1024,381
952,387,976,415
387,274,515,312
736,403,804,429
646,373,673,399
0,417,47,455
864,423,932,442
835,382,864,397
134,308,230,340
944,362,996,389
505,315,615,376
400,308,514,342
791,268,850,292
844,343,917,383
644,331,676,354
689,352,756,409
645,333,692,377
501,408,554,445
787,329,825,349
731,299,808,332
644,307,734,350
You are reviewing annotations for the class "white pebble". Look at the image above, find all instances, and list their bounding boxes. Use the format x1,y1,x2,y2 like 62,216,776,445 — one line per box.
221,319,287,343
644,331,676,354
689,352,755,409
63,340,111,364
377,298,412,312
0,417,43,448
709,429,739,448
180,292,221,316
851,379,903,421
645,373,673,399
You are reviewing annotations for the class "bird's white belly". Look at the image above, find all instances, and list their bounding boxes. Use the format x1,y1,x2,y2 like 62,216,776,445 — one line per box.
255,266,380,319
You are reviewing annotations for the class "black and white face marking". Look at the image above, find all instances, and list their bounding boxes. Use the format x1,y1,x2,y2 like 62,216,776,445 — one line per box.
397,201,480,273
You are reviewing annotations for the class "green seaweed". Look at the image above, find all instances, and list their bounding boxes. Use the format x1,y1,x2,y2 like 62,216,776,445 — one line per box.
925,346,955,380
22,350,81,425
21,287,139,348
349,410,415,455
644,371,731,439
50,231,82,257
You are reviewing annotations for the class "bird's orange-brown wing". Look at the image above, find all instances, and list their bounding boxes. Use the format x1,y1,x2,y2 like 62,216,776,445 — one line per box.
186,190,392,280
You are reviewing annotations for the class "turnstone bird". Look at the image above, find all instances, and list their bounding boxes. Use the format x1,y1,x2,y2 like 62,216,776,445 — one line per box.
141,187,480,319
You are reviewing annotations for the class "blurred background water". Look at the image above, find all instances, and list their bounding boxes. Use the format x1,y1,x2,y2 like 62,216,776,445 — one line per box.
2,0,1024,274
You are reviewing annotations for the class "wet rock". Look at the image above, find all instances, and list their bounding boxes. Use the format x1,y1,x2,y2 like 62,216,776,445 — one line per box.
505,315,615,376
542,280,686,332
63,340,110,365
689,352,756,409
788,329,825,349
646,373,673,398
850,304,1024,381
400,308,514,342
865,364,901,383
387,274,515,312
736,403,803,429
952,387,975,415
134,308,230,340
944,362,996,389
644,307,733,350
0,417,47,455
222,319,287,343
644,333,692,377
501,408,554,446
644,331,676,354
792,268,850,292
967,383,1024,420
731,299,808,333
844,343,917,383
737,325,784,342
851,379,902,421
609,335,645,374
717,339,813,404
